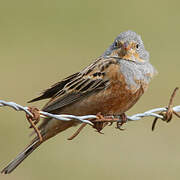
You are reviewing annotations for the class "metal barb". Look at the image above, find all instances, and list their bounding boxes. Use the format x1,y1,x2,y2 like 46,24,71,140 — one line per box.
152,87,180,131
0,87,180,139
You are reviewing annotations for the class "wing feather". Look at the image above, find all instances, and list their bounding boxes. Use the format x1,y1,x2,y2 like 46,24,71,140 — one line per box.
28,72,80,103
28,57,118,113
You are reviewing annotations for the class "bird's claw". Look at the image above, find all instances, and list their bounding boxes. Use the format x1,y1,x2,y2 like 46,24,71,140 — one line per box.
115,113,127,130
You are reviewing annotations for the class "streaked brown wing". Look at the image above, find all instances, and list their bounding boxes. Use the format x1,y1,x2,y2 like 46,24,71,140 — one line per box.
28,72,80,103
28,57,118,113
42,73,109,112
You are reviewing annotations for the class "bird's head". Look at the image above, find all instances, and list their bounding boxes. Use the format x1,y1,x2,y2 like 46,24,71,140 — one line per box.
103,30,149,63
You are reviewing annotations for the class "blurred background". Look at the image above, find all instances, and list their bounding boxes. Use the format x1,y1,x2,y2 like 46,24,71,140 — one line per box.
0,0,180,179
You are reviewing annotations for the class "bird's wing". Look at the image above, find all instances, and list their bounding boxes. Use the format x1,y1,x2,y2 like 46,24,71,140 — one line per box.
28,57,119,113
28,72,80,103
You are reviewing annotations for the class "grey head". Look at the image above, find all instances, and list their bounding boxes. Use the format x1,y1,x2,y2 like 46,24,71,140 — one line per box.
103,30,149,63
103,30,157,90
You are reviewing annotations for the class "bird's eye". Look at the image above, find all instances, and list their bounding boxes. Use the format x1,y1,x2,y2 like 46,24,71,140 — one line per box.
136,44,139,49
114,40,119,47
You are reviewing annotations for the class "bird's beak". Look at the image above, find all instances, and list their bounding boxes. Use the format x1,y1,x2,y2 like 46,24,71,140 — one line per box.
118,42,145,63
120,42,131,56
108,42,145,63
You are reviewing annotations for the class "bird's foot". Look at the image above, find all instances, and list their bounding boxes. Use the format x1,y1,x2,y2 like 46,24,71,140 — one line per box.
92,112,109,133
116,113,127,130
93,113,127,132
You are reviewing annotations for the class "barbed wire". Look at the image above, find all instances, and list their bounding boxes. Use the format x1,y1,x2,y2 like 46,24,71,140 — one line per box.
0,100,95,125
0,88,180,140
1,100,180,124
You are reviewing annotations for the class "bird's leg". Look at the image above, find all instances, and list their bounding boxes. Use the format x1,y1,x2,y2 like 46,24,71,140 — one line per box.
92,112,109,134
116,113,127,130
93,113,127,132
26,107,43,142
108,116,114,126
93,113,128,132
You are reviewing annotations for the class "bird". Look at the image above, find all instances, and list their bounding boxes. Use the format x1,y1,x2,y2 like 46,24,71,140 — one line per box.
1,30,156,174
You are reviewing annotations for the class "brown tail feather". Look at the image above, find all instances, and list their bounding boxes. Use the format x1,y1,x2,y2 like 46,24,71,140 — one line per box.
1,140,41,174
1,119,77,174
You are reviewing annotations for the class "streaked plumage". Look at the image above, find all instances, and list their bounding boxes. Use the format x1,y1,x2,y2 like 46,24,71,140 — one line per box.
1,30,156,174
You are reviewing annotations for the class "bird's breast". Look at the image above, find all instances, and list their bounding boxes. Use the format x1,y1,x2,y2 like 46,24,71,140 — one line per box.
60,69,145,116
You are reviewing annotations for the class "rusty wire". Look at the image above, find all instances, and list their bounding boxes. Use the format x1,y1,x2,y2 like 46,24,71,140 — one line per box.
0,88,180,140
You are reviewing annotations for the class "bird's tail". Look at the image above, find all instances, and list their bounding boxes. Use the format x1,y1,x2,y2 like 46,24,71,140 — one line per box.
1,140,41,174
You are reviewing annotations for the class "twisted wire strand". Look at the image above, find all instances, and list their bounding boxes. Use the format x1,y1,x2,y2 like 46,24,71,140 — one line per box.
1,100,180,125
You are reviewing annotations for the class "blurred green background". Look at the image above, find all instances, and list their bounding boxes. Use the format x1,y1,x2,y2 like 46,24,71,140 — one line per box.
0,0,180,179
